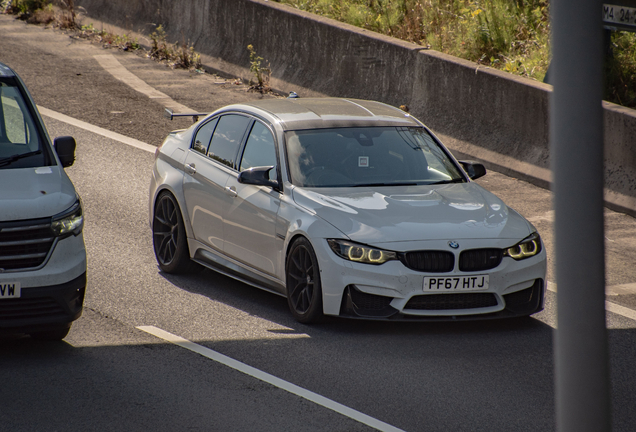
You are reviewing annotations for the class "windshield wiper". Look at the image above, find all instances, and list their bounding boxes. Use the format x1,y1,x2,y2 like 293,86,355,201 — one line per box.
353,182,419,187
0,150,42,167
428,178,465,185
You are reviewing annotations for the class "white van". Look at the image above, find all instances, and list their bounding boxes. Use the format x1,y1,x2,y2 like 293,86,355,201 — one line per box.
0,62,86,340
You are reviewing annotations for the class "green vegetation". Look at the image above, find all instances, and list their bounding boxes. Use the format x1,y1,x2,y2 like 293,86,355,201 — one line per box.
80,23,141,51
2,1,202,71
605,31,636,107
149,25,201,69
3,0,76,27
247,44,271,93
276,0,550,80
275,0,636,108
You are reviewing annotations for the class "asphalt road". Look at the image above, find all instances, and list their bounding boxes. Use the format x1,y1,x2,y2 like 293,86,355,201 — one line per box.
2,14,636,432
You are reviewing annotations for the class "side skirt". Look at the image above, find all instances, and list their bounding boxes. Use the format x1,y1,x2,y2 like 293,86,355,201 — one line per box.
192,246,287,297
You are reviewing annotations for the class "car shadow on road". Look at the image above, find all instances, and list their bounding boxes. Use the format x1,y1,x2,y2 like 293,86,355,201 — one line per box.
158,265,550,338
150,266,636,431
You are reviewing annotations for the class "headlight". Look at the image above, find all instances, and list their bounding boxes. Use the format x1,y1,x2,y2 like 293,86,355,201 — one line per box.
327,239,397,265
51,200,84,238
504,232,542,260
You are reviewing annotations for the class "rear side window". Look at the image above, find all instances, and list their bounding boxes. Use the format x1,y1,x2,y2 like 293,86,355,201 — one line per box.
192,117,218,155
208,114,251,169
239,121,277,180
0,81,47,169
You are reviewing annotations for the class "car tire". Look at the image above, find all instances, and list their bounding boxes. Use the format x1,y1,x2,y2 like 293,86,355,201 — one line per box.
30,326,70,341
286,237,323,324
153,191,199,274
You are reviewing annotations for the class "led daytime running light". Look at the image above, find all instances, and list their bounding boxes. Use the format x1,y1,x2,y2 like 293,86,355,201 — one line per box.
328,239,397,265
505,233,541,260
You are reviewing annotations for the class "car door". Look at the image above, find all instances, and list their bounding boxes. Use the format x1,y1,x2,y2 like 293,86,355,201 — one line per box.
223,120,283,276
182,114,250,252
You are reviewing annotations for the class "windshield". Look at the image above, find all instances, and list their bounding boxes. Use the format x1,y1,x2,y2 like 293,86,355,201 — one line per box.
0,80,47,169
285,127,465,187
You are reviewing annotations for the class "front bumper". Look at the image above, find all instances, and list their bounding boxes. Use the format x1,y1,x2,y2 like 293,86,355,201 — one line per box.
313,237,547,320
0,272,86,334
340,279,544,320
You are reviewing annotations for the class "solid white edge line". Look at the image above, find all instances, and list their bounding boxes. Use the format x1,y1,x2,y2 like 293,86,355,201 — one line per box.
547,282,636,323
137,325,406,432
38,106,156,154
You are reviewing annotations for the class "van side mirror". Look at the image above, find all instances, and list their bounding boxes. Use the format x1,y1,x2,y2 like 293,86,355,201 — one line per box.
459,160,486,180
54,136,76,168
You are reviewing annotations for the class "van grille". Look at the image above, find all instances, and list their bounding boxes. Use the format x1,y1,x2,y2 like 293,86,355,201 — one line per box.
0,220,55,271
0,297,66,321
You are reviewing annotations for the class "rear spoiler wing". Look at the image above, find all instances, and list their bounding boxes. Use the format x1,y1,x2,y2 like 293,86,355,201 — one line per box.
164,108,208,123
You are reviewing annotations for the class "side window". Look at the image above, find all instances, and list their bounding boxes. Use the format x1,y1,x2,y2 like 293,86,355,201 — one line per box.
239,122,277,180
208,114,251,169
0,84,39,150
192,117,218,155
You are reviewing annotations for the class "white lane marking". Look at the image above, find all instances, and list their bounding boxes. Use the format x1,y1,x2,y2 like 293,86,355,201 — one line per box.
38,106,156,154
137,325,406,432
606,282,636,296
546,282,636,323
606,301,636,322
94,54,193,113
94,54,168,98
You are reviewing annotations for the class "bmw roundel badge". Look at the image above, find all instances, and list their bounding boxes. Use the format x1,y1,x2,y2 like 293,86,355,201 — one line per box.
448,241,459,249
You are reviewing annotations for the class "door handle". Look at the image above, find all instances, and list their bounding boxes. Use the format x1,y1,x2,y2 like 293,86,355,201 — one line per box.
225,186,238,197
185,163,196,175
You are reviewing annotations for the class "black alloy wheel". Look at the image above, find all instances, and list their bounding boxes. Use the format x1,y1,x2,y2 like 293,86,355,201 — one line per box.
286,237,323,323
152,192,198,274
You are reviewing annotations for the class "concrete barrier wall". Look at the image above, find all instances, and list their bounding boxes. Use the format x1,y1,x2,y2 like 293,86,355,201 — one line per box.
74,0,636,214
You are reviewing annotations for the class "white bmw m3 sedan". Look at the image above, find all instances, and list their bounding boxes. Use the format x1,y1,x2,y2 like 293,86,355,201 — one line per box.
149,97,546,323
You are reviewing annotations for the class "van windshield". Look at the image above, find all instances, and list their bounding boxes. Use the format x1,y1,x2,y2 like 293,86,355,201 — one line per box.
0,80,48,169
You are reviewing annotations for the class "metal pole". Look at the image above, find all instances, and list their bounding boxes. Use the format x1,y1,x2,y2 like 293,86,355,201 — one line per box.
551,1,611,432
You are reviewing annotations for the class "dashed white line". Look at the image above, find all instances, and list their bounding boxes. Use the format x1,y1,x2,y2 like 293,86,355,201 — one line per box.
605,301,636,322
137,325,406,432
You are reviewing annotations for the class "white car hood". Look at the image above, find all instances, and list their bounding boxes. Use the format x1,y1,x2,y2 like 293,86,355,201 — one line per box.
292,183,532,243
0,166,77,221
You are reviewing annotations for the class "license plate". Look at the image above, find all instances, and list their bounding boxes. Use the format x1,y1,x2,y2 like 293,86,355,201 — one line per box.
424,275,489,291
0,282,21,299
603,4,636,28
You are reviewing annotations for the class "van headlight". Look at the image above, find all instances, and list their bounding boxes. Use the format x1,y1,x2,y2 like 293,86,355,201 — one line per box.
51,200,84,238
327,239,397,265
504,232,542,260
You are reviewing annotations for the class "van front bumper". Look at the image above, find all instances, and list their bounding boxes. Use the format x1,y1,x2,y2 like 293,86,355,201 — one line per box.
0,272,86,334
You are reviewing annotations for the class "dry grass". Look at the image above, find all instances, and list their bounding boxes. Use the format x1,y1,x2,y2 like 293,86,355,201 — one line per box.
2,1,203,71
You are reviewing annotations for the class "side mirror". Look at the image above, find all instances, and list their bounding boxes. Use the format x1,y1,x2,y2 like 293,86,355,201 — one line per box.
54,136,77,168
459,160,486,180
238,166,280,191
